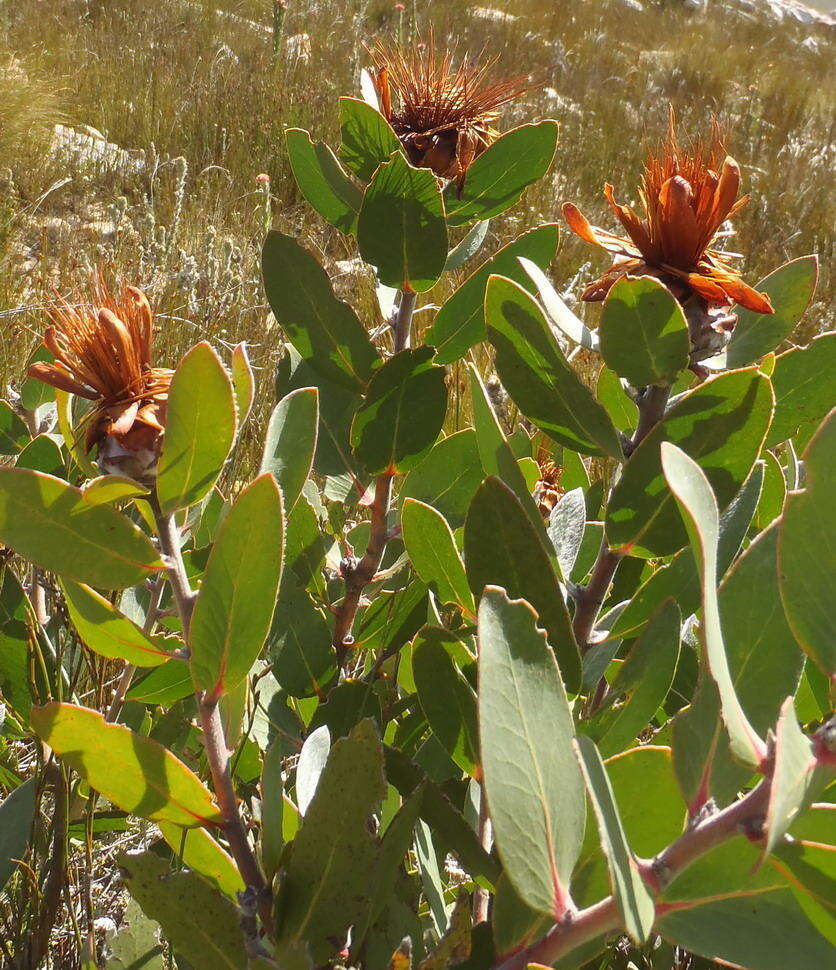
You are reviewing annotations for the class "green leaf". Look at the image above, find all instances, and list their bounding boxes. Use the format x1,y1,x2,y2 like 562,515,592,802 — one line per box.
286,127,362,233
478,588,585,917
0,777,36,891
586,600,681,758
157,820,244,898
0,400,29,455
350,347,447,474
596,366,639,433
661,443,767,768
418,889,471,970
599,276,690,387
269,582,338,698
778,409,836,677
465,477,581,693
0,468,163,588
30,703,222,826
230,342,255,427
62,580,176,667
106,897,165,970
718,520,804,734
444,121,558,226
426,224,559,364
402,499,474,614
276,719,386,961
609,463,763,641
444,219,490,271
766,331,836,448
125,660,193,706
260,388,318,511
262,230,380,392
467,363,547,541
277,347,363,479
156,342,237,515
338,97,402,183
574,736,655,943
755,450,786,530
296,724,330,815
607,369,773,558
357,152,447,292
119,850,246,969
402,429,484,530
383,745,500,886
761,698,817,862
492,872,552,957
413,626,479,776
547,487,586,580
189,474,284,696
519,257,599,351
485,275,623,459
726,256,819,367
80,475,148,507
571,746,684,909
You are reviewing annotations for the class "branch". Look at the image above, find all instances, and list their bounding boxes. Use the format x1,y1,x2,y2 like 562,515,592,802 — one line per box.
572,384,671,657
333,472,393,666
393,289,417,353
153,501,273,935
495,776,771,970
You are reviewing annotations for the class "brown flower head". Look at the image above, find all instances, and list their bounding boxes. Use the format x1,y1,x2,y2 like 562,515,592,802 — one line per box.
369,37,531,192
28,277,172,483
533,450,563,519
562,114,773,318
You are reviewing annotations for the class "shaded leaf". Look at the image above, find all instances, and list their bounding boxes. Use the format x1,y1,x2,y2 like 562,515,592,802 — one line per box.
0,400,29,455
0,777,37,892
767,331,836,448
401,429,484,530
338,97,402,183
418,890,471,970
486,275,622,459
426,225,559,365
599,276,690,387
351,347,447,474
262,230,380,391
357,152,447,292
106,897,165,970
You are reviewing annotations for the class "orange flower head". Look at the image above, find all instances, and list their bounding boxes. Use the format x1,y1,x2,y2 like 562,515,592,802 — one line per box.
27,277,172,483
562,114,773,316
369,37,532,193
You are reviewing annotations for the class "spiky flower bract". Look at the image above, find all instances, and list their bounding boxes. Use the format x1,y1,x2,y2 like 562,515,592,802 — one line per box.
28,277,172,482
370,37,531,191
563,113,773,330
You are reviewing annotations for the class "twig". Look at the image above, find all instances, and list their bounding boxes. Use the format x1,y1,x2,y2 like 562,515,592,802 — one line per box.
494,776,771,970
393,289,417,353
473,784,492,924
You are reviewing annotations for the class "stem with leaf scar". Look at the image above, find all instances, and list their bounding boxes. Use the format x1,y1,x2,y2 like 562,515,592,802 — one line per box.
152,498,274,936
495,773,772,970
332,288,416,667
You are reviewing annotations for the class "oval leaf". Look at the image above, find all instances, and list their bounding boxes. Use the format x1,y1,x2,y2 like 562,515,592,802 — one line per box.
338,97,402,183
260,388,319,511
486,274,623,459
0,468,162,589
357,152,447,292
30,702,222,826
286,127,362,234
156,342,237,515
189,474,284,697
402,499,474,613
478,588,585,917
600,276,690,387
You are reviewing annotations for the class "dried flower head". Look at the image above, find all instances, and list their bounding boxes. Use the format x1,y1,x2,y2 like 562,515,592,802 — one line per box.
27,277,172,483
369,37,531,192
563,113,773,319
533,452,563,519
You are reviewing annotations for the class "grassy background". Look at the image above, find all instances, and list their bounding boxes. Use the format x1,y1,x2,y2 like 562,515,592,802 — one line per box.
1,0,833,444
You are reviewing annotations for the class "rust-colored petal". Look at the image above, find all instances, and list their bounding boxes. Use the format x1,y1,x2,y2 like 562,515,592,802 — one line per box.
125,285,154,366
562,202,638,256
26,361,98,400
580,259,644,302
603,184,655,261
714,273,774,314
710,155,741,230
107,400,140,437
658,176,700,267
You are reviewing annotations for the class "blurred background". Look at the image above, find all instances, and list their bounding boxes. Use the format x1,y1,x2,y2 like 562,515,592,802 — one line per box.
1,0,833,454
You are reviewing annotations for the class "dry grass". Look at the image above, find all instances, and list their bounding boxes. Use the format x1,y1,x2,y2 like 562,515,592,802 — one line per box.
0,0,833,448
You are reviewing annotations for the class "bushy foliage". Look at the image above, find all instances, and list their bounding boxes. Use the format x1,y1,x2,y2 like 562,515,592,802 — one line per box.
0,46,834,970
